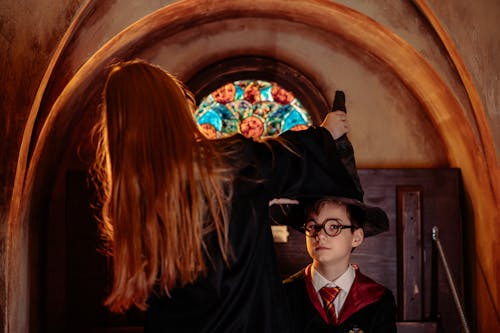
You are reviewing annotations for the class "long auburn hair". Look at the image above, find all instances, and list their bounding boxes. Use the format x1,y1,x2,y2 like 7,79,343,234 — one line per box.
92,59,234,312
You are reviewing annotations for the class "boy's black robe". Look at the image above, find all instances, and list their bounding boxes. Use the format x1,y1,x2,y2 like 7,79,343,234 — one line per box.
283,266,397,333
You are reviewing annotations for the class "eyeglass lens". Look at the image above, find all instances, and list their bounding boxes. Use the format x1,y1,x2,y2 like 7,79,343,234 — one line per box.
305,219,345,237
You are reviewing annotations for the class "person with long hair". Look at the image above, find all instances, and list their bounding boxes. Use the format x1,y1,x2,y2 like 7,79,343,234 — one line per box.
93,59,356,332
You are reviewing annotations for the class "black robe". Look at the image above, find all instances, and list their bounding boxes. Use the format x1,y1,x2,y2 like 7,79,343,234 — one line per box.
145,127,360,333
283,265,397,333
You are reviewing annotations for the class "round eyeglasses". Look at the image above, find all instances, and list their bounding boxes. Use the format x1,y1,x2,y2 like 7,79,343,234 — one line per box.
302,219,356,237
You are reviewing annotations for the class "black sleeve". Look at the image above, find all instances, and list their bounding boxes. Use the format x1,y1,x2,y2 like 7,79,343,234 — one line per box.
249,126,361,201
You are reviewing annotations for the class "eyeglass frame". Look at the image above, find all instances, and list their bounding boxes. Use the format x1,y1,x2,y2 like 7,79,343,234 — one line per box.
301,219,357,237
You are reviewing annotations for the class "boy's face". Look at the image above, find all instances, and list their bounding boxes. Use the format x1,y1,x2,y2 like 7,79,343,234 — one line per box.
305,202,364,271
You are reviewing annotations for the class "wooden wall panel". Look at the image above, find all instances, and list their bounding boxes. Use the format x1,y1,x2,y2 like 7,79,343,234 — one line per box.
397,187,423,320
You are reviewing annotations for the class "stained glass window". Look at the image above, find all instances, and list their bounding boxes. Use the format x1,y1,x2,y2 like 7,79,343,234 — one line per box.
194,80,312,139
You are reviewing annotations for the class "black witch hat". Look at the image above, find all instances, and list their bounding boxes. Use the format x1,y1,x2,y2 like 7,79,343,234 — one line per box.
269,191,389,238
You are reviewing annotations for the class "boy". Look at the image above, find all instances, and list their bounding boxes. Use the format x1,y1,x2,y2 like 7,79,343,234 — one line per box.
282,196,397,333
270,89,395,332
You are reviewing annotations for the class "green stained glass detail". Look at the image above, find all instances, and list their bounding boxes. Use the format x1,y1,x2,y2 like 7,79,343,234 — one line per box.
195,80,312,139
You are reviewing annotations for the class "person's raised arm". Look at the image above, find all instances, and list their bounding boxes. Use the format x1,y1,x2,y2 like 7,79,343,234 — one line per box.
321,91,363,196
320,110,349,140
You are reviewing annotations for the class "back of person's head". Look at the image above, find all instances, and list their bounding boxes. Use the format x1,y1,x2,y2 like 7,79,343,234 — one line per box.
94,59,233,313
103,59,198,168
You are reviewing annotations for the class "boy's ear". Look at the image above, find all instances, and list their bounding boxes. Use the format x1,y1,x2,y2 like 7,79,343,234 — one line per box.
352,228,364,248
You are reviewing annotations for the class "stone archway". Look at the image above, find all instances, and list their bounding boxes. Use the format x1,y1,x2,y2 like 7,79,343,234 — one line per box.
7,0,499,331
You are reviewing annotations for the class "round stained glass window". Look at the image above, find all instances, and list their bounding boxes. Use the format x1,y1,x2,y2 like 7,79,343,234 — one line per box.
194,80,312,139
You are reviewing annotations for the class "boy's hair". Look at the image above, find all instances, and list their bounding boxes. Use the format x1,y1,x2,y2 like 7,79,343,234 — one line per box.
303,198,366,231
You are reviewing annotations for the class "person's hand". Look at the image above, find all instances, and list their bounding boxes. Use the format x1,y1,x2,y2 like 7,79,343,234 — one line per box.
321,110,349,139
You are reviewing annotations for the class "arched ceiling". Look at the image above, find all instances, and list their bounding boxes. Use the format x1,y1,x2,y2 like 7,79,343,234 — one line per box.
7,0,499,331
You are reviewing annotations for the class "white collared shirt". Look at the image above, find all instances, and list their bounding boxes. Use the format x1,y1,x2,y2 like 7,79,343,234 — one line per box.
311,264,356,317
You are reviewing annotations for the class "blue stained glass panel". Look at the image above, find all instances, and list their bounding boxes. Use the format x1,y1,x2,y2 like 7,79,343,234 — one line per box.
194,80,312,139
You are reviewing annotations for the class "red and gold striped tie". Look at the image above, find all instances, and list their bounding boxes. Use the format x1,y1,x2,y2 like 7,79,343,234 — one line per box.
319,286,341,325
